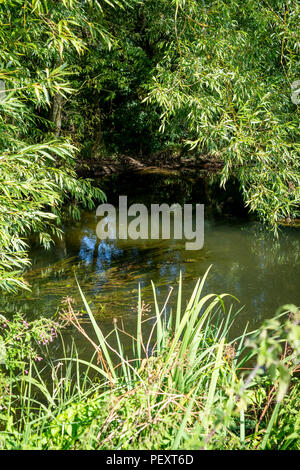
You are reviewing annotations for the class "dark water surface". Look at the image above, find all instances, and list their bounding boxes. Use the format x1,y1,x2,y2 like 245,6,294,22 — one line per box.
1,169,300,358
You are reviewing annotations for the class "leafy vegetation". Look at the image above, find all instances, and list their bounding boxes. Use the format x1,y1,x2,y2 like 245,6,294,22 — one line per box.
1,3,298,292
0,0,114,290
0,0,299,452
0,270,299,450
144,0,300,228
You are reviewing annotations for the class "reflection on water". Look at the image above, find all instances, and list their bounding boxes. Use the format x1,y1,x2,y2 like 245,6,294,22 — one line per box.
1,170,299,348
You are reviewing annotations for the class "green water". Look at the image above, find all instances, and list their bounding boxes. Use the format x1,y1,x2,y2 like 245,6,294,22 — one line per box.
1,169,300,357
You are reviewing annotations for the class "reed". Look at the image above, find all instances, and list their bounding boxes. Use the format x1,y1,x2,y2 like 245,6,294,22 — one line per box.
0,268,299,450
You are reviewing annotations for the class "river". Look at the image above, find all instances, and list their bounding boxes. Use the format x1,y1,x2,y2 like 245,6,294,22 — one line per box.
2,169,299,359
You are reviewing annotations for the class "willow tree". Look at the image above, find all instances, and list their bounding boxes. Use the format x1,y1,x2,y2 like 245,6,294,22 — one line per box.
0,0,131,291
144,0,300,229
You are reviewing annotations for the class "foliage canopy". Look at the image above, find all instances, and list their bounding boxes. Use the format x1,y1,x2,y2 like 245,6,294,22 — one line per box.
0,0,299,290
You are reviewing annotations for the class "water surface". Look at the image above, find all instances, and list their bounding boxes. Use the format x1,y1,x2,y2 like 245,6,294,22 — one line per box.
2,170,299,356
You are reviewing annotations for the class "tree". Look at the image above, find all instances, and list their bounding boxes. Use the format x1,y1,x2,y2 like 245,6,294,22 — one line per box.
144,0,300,229
0,0,131,291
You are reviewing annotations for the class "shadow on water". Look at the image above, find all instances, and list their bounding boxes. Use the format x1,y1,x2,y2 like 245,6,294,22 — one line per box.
1,169,300,360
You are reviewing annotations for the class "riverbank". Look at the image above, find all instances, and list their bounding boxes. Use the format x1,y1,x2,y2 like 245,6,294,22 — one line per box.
0,271,299,450
76,152,224,177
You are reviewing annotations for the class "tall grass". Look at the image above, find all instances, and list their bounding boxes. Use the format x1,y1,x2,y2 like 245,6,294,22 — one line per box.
0,268,299,450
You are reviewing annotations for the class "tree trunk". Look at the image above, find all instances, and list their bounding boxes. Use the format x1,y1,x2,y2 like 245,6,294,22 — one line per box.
50,92,63,137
